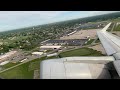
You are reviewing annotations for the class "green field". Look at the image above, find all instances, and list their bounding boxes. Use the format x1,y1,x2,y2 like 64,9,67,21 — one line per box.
46,56,59,59
1,62,19,70
0,62,33,79
109,18,120,23
85,39,94,45
113,24,120,31
0,57,46,79
59,47,104,57
0,56,59,79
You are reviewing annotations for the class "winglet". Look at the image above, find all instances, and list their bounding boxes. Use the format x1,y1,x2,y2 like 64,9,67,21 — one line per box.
101,22,112,32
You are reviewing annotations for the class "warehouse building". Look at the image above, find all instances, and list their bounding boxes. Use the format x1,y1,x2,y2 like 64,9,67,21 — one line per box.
47,53,58,57
43,39,88,46
0,51,17,63
32,52,43,56
40,45,62,49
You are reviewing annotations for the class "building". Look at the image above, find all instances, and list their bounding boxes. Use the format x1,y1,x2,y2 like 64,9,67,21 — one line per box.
0,51,17,63
32,52,43,56
42,39,88,46
47,53,58,57
0,61,9,66
40,45,62,49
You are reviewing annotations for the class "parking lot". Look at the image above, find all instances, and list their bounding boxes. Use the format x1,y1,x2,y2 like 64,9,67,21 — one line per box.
44,39,88,46
60,29,99,40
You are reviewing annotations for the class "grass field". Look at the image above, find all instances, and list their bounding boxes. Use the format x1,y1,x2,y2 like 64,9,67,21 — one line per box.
59,47,104,57
1,62,19,70
114,24,120,31
0,57,46,79
46,56,59,59
0,62,34,79
85,39,94,45
110,18,120,23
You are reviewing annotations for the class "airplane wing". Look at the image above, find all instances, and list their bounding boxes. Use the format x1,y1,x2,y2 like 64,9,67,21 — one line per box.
97,22,120,58
97,22,120,77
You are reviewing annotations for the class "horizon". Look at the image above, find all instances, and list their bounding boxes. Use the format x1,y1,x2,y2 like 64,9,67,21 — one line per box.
0,11,119,32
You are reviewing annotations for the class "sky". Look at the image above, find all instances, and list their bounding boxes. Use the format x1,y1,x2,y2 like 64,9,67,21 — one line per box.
0,11,119,32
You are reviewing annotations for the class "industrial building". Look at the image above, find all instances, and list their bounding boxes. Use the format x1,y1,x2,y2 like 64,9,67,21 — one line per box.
0,51,17,63
40,45,62,49
47,53,58,57
42,39,88,46
32,52,43,56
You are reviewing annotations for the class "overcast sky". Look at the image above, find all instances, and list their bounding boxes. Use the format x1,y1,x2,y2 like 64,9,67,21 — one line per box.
0,11,119,32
